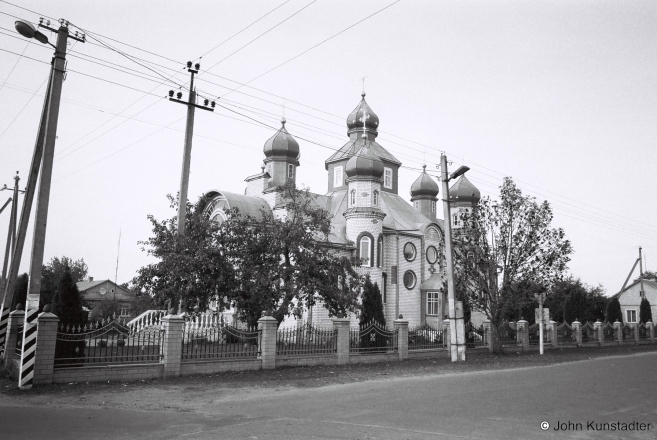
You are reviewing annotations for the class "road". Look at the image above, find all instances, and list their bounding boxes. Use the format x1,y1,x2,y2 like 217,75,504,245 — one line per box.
1,351,656,439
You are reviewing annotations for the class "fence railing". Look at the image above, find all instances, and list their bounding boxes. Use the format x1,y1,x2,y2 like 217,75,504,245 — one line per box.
276,324,337,356
55,318,164,367
528,323,540,346
408,324,444,350
350,321,397,354
498,323,519,346
557,322,574,344
465,322,486,348
181,319,259,360
602,322,616,341
639,323,650,340
581,322,597,343
622,324,634,342
15,324,23,357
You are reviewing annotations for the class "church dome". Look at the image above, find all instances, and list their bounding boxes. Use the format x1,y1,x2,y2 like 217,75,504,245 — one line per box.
449,175,480,204
345,143,384,178
263,118,299,160
347,92,379,135
410,165,439,198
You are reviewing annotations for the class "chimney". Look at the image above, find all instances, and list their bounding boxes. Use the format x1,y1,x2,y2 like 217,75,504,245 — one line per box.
88,276,93,282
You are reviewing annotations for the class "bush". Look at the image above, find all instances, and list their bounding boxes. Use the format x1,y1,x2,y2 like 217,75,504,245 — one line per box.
640,297,652,324
605,297,623,324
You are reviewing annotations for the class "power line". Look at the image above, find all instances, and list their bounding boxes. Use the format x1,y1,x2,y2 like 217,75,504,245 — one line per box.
0,40,28,94
0,75,48,139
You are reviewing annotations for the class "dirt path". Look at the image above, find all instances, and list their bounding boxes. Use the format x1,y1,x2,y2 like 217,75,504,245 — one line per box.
2,344,656,414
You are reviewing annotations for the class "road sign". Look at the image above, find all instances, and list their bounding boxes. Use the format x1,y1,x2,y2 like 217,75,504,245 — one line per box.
535,308,550,325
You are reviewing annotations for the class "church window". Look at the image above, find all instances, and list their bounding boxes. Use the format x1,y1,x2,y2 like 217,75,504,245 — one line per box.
288,164,294,178
403,270,416,290
426,246,438,265
453,214,459,226
334,166,344,187
403,242,417,262
359,236,372,267
427,292,439,315
351,190,356,206
382,273,387,303
414,201,419,210
384,167,392,189
373,190,379,206
377,236,383,267
432,201,436,213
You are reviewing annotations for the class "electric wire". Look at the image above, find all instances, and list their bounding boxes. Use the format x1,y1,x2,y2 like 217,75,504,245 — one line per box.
0,39,28,93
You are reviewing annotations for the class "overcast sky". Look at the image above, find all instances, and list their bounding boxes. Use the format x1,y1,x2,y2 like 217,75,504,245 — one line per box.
0,0,655,295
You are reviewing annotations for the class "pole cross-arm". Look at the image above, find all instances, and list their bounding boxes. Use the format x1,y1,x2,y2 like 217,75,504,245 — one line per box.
168,97,214,111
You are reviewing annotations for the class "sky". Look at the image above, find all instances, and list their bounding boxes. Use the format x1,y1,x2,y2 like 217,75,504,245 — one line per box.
0,0,655,296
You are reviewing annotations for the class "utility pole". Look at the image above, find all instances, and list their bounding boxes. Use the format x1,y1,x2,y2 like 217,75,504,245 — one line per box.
639,247,644,298
11,18,85,390
534,290,546,355
440,154,468,362
168,62,214,237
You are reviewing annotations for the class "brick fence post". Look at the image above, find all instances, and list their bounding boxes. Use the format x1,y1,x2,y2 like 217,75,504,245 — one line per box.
161,315,184,377
258,315,277,370
516,319,528,350
32,311,59,385
394,318,408,360
3,308,24,363
550,321,558,348
647,321,655,344
483,320,493,353
332,318,350,365
572,320,582,346
442,319,450,352
635,323,640,344
594,320,603,345
614,320,622,345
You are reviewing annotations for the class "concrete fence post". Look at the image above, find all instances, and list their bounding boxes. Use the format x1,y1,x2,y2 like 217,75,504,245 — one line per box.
32,312,59,385
550,321,559,348
594,320,603,345
635,323,640,344
647,321,655,344
572,320,582,346
332,318,351,365
483,320,493,353
614,320,622,345
443,319,451,352
161,315,184,377
3,309,24,363
516,319,529,350
394,318,409,360
257,315,278,370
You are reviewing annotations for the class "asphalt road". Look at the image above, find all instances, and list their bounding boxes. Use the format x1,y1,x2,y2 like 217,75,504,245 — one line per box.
1,351,656,439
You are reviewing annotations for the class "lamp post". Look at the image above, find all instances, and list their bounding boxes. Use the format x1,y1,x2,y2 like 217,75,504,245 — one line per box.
10,17,84,390
440,153,469,362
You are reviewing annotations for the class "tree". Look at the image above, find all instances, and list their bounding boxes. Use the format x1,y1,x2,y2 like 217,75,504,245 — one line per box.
89,300,122,321
10,273,28,310
639,297,652,324
360,275,385,326
564,289,587,324
633,270,657,283
51,268,86,326
582,285,607,323
605,296,623,324
40,256,88,312
453,177,573,352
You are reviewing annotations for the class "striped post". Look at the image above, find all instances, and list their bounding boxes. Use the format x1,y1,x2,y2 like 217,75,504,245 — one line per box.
0,303,9,350
18,306,39,389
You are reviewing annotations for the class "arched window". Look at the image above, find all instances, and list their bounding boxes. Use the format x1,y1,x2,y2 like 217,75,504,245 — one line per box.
453,214,459,226
432,201,436,213
373,190,379,206
359,236,372,267
414,201,419,210
288,164,294,178
351,190,356,206
377,236,383,267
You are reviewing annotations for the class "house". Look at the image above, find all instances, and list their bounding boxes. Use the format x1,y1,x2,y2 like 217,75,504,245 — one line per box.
76,278,137,318
200,93,482,328
616,279,657,324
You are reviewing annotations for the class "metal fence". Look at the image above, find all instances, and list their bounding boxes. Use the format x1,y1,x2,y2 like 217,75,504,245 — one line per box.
408,324,444,350
181,319,259,360
557,322,574,344
602,322,616,341
276,324,337,356
639,323,650,340
465,322,486,348
349,321,397,354
497,323,519,346
581,322,597,343
55,318,164,367
622,324,634,342
528,323,540,346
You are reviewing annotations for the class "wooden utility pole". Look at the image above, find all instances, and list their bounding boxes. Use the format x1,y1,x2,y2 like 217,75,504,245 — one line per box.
639,247,644,298
0,173,23,299
440,154,466,362
168,62,214,237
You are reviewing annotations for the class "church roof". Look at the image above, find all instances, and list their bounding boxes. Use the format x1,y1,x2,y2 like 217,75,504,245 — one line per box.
449,175,480,205
347,92,379,135
410,165,439,198
202,190,271,220
325,138,401,169
345,144,384,178
263,119,299,161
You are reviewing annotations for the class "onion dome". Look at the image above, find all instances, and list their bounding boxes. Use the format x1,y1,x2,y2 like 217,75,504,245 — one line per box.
263,118,299,160
410,165,439,198
346,92,379,135
345,144,384,178
449,175,480,204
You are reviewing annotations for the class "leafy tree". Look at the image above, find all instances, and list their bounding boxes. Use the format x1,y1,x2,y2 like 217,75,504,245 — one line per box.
89,300,122,321
564,289,587,324
452,177,572,352
51,268,86,326
10,273,28,310
582,285,607,323
633,270,657,283
360,275,385,326
40,256,88,312
605,296,623,324
639,297,652,324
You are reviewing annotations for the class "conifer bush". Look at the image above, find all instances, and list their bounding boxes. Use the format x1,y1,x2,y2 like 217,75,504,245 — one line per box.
640,297,652,324
51,268,87,365
605,297,623,324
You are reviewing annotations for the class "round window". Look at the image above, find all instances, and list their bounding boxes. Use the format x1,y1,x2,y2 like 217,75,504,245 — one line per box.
403,270,417,289
426,246,438,265
403,242,416,261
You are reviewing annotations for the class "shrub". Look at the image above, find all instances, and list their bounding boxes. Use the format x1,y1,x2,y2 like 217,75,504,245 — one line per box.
605,297,623,324
640,297,652,324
